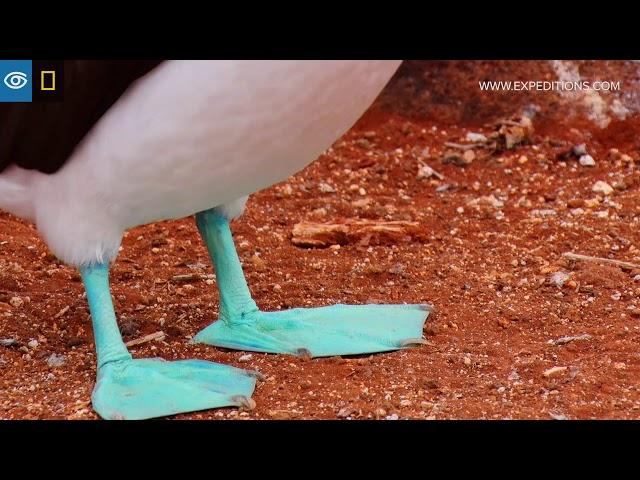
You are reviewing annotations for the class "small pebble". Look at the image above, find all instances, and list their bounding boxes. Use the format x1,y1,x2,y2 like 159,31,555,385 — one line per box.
27,339,38,349
400,399,413,407
9,297,23,308
337,407,354,418
318,182,335,193
462,150,476,163
579,155,596,167
46,353,66,367
385,413,399,420
238,354,253,362
549,271,570,287
573,144,588,156
592,181,613,195
466,132,487,142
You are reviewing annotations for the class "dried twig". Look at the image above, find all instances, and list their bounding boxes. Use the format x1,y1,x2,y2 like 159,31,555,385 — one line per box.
562,252,640,270
54,305,70,319
125,331,165,347
443,142,486,151
548,333,592,346
291,220,422,248
171,273,213,283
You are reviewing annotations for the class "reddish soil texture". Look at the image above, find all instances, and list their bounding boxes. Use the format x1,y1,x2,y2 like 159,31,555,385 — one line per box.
2,61,640,420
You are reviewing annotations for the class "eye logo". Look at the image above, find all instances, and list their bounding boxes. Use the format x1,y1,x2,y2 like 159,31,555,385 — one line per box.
3,71,28,90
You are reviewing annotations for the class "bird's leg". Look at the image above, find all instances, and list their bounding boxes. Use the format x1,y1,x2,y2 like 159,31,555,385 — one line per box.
80,265,132,368
80,263,257,420
194,209,260,326
193,208,433,358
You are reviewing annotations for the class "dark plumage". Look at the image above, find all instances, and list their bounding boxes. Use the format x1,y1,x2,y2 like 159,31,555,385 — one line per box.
0,60,162,174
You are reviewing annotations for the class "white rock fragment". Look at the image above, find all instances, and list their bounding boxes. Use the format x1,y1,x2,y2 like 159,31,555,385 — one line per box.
466,132,487,143
337,407,353,418
318,182,336,193
238,354,253,362
592,181,613,195
46,353,66,367
579,155,596,167
549,271,570,287
27,339,38,349
417,164,444,180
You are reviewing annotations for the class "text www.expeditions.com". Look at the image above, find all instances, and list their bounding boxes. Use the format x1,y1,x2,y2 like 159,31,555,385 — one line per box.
479,80,621,92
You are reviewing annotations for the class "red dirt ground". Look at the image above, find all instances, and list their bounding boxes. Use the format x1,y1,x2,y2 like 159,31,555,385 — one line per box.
2,61,640,419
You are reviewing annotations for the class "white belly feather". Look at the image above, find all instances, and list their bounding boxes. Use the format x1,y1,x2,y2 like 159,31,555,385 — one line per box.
12,60,401,266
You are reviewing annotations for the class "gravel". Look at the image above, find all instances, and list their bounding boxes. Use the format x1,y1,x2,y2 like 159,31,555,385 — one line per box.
592,181,613,195
579,155,596,167
46,353,66,368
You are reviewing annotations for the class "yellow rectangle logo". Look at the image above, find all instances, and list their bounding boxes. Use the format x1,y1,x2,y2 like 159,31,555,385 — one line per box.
41,71,55,91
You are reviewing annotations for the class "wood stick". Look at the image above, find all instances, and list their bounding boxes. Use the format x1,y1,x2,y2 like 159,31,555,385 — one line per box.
562,252,640,270
292,220,422,248
125,331,165,347
54,305,70,319
443,142,486,150
170,273,213,283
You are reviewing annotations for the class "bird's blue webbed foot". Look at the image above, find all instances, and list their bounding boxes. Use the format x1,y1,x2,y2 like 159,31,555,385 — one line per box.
81,264,257,420
192,209,432,358
93,357,257,420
